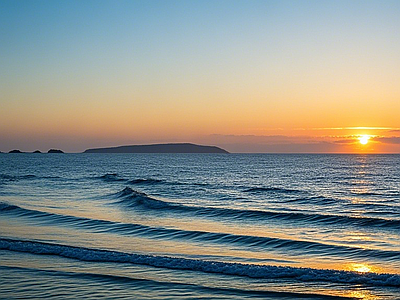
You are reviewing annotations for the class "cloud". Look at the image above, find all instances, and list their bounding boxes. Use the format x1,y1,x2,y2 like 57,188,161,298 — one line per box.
374,136,400,144
300,127,400,131
333,139,354,144
205,134,352,153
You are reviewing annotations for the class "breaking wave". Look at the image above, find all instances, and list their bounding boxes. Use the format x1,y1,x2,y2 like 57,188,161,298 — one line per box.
1,238,399,287
114,188,400,231
2,201,399,261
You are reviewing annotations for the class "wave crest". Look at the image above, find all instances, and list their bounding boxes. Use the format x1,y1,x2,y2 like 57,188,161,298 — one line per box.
128,178,164,185
2,202,400,261
115,187,170,209
244,187,303,194
1,238,399,287
111,188,400,230
97,173,126,182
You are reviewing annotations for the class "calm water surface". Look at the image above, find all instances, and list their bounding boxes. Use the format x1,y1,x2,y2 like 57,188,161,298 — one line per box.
1,154,399,299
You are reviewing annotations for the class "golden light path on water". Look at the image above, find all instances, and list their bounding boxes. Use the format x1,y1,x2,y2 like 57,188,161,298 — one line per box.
345,290,380,300
349,263,373,273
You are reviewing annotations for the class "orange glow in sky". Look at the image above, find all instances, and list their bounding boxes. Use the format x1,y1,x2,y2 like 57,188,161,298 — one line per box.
1,1,400,153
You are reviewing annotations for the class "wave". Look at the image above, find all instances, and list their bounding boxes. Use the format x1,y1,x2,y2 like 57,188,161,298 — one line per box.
286,197,400,215
1,238,399,287
351,191,385,196
350,191,400,199
0,174,36,181
243,187,303,194
0,174,61,182
0,202,20,211
128,178,209,187
95,174,166,185
96,173,127,182
128,178,165,185
2,202,399,261
0,265,352,299
95,174,173,186
115,187,170,208
283,196,339,206
115,188,400,231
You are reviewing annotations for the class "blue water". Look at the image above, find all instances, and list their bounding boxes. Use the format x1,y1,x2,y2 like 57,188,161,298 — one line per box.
0,153,399,299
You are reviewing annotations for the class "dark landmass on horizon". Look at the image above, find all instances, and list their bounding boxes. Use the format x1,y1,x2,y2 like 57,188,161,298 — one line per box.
8,150,23,153
84,143,229,154
47,149,64,153
6,149,64,154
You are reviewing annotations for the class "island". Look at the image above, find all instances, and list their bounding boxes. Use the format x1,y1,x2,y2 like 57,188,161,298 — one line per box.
84,143,229,154
9,150,23,153
47,149,64,153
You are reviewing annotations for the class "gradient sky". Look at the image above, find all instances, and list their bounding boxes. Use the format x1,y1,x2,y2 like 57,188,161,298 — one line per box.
1,0,400,153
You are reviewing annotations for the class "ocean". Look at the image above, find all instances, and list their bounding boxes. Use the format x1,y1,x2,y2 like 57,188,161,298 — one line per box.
0,153,399,299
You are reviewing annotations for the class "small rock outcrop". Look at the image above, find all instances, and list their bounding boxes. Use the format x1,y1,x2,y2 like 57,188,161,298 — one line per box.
9,150,23,153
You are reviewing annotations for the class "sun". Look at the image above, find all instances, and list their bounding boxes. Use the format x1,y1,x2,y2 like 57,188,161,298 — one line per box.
359,135,370,145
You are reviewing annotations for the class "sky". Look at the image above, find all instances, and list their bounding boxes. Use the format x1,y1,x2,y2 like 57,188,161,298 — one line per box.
1,0,400,153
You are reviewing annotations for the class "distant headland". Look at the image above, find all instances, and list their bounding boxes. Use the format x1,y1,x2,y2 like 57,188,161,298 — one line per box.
84,143,229,154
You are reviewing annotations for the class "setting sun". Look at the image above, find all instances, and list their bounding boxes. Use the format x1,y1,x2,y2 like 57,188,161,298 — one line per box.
359,135,370,145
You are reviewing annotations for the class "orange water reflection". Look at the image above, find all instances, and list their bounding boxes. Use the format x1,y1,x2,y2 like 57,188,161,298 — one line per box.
344,289,381,300
350,263,372,273
345,262,382,274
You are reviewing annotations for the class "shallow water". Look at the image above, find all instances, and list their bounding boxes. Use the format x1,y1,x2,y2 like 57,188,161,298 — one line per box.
0,153,399,299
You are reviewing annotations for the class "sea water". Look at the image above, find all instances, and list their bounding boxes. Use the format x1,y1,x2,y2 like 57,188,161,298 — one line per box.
0,153,399,299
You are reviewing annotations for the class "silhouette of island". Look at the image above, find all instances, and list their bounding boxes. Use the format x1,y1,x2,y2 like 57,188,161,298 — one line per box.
9,150,23,153
47,149,64,153
6,149,64,153
84,143,229,154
